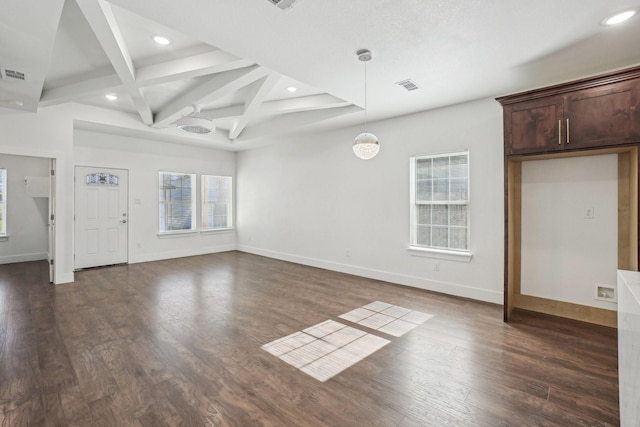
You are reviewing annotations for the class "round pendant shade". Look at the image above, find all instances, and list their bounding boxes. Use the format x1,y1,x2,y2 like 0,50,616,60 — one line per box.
353,132,380,160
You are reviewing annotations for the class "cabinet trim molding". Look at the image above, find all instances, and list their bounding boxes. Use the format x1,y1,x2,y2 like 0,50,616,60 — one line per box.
497,65,640,106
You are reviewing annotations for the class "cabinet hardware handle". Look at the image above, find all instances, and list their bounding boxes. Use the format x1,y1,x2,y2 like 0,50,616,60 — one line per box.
566,118,570,144
558,120,562,145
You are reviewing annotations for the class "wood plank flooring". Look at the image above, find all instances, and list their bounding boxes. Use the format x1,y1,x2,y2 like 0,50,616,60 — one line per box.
0,252,619,426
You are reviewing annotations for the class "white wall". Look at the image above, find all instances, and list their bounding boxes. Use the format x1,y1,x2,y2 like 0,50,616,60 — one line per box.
74,129,237,264
0,154,50,264
237,98,505,304
521,154,618,311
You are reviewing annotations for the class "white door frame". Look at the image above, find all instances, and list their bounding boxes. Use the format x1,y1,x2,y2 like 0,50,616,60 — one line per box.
48,159,56,282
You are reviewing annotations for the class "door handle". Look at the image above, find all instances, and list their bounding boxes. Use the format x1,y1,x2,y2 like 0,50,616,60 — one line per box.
558,120,562,145
120,219,127,224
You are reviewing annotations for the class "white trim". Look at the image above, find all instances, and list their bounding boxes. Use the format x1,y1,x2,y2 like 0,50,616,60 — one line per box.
157,230,198,238
200,228,235,235
411,149,470,160
408,246,472,262
0,252,48,265
238,245,502,304
409,151,471,251
0,168,6,236
130,243,236,264
54,272,74,284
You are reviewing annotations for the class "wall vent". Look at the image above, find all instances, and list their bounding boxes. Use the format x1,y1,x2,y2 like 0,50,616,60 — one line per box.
267,0,298,11
1,67,27,82
396,79,420,91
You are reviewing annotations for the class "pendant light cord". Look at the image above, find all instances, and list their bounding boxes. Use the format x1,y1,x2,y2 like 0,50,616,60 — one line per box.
364,60,368,131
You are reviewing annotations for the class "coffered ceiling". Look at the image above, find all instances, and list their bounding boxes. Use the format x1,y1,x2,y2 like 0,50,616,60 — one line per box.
1,0,640,150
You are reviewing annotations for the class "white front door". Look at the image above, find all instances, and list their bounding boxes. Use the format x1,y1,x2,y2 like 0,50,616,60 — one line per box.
74,166,128,269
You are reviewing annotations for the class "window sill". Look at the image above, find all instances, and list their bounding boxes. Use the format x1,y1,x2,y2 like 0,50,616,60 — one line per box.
158,230,198,238
0,234,8,242
200,228,235,235
408,246,473,262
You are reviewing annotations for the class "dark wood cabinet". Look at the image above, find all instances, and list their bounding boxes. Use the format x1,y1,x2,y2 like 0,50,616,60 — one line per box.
499,67,640,156
497,66,640,326
503,97,563,155
566,80,640,149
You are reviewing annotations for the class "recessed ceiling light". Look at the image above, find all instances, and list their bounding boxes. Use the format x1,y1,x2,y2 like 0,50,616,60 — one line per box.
287,86,297,93
602,9,636,25
153,35,172,45
105,94,117,101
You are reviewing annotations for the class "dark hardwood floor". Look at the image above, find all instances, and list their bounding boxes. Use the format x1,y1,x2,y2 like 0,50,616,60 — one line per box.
0,252,619,426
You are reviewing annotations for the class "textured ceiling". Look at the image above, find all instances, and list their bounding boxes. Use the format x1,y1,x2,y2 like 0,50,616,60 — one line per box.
1,0,639,150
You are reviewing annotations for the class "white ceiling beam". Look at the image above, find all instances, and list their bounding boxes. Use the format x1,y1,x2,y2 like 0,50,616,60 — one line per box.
38,51,255,107
259,94,352,116
135,51,254,87
39,74,122,106
200,105,245,121
199,94,352,123
235,105,361,142
152,65,269,128
128,91,153,124
230,73,281,140
75,0,135,79
75,0,153,124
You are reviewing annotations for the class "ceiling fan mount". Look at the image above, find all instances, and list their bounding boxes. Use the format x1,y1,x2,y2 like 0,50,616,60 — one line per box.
176,104,215,134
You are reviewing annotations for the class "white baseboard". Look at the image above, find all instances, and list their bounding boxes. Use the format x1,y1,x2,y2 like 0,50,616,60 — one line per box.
238,245,503,305
0,252,47,265
129,244,237,264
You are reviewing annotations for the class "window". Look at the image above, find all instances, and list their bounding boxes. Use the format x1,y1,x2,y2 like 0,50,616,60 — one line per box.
0,168,5,235
159,172,196,233
410,151,469,252
201,175,233,230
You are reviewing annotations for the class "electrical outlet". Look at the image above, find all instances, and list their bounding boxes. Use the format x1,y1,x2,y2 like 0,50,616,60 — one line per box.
137,242,142,249
585,207,595,219
346,249,351,258
434,263,440,272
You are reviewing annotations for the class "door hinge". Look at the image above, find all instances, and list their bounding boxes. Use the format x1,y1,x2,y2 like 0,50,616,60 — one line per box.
51,169,55,176
50,214,54,221
50,259,54,266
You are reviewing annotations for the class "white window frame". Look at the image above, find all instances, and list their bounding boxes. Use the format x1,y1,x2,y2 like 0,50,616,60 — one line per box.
409,151,472,262
201,175,233,231
0,168,6,235
158,171,196,234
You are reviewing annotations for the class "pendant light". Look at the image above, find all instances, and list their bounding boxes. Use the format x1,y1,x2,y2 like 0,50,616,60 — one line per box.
353,49,380,160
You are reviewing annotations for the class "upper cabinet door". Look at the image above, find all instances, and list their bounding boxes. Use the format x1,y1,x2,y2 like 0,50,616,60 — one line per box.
566,80,640,149
504,97,564,155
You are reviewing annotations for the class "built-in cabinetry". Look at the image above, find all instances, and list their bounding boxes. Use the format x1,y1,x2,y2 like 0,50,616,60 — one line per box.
498,66,640,325
617,270,640,426
503,72,640,155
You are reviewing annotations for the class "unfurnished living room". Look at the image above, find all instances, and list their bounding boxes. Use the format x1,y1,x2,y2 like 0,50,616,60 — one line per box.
1,1,640,426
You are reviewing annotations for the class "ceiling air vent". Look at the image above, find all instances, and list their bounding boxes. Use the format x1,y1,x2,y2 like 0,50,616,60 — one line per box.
396,79,420,92
0,67,27,82
268,0,298,11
